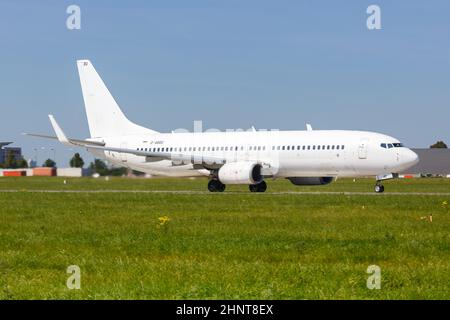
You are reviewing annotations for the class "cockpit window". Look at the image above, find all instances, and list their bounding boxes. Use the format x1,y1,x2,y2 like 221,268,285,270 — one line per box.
381,142,404,148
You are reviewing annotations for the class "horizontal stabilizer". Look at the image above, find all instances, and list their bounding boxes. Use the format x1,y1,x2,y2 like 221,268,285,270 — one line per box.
23,115,105,147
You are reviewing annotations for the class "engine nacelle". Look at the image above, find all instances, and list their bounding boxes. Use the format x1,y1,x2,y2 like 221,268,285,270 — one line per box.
218,162,263,185
287,177,334,186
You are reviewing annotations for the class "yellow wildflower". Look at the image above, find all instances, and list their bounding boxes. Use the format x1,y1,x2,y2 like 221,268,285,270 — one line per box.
158,216,170,226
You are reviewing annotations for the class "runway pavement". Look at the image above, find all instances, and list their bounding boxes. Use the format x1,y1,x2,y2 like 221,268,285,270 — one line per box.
1,189,450,196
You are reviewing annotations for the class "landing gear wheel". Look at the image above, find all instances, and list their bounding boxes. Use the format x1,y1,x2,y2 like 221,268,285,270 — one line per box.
208,179,226,192
249,180,267,193
374,183,384,193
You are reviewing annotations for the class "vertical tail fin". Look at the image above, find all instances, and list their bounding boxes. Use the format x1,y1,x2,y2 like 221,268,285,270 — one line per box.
76,60,158,138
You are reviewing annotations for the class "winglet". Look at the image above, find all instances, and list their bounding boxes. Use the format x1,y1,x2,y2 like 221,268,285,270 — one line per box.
306,123,313,131
48,115,72,146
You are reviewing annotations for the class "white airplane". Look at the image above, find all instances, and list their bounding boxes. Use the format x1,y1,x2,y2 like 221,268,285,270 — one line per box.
26,60,419,193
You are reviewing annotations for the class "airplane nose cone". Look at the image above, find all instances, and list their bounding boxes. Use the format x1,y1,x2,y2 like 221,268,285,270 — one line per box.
403,149,419,167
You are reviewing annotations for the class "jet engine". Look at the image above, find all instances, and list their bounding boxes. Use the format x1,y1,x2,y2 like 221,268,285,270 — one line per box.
218,162,263,184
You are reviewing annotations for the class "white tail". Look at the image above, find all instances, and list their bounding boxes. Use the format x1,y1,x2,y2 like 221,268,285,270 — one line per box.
76,60,158,138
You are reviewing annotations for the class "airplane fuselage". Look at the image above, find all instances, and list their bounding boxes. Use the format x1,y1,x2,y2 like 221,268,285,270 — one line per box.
91,129,419,179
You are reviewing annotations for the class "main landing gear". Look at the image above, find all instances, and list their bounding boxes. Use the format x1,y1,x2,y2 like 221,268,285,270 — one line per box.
374,181,385,193
208,179,226,192
249,180,267,193
207,179,268,193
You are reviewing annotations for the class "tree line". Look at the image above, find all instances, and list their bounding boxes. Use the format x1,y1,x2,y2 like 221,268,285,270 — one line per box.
0,152,127,176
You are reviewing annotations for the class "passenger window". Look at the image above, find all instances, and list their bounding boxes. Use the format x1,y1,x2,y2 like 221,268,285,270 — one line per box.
341,145,345,150
313,146,316,150
287,146,290,150
307,146,310,150
282,146,285,150
336,145,339,150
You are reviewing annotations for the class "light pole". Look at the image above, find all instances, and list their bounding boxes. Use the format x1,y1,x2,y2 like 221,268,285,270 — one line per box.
50,148,56,163
33,148,38,166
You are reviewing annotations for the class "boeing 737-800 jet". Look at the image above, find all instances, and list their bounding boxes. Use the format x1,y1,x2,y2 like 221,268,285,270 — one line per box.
26,60,419,193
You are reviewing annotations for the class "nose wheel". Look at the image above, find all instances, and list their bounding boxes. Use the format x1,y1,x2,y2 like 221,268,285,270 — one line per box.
374,182,384,193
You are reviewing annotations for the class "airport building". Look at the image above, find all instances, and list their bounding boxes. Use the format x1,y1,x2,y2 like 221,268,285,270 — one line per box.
0,142,23,165
406,148,450,175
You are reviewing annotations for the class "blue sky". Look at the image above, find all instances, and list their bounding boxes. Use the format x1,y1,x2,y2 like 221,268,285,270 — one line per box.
1,0,449,166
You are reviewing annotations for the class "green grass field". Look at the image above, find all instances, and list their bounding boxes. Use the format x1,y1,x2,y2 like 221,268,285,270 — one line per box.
0,177,449,299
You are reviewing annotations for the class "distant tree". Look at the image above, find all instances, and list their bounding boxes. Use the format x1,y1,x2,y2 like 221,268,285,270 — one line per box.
109,167,128,176
89,158,128,176
89,159,108,176
17,159,28,168
43,159,56,168
70,153,85,168
430,141,447,149
4,152,18,169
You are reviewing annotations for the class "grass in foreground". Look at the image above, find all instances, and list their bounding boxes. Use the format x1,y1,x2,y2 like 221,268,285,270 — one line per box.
0,177,449,299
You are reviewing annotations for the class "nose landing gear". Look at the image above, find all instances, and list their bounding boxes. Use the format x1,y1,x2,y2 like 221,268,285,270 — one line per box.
374,182,385,193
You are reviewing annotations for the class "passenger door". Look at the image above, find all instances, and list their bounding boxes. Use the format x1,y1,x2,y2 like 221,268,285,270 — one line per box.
358,138,368,159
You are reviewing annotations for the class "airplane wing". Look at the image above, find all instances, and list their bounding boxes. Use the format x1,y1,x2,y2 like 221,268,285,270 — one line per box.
81,144,228,167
